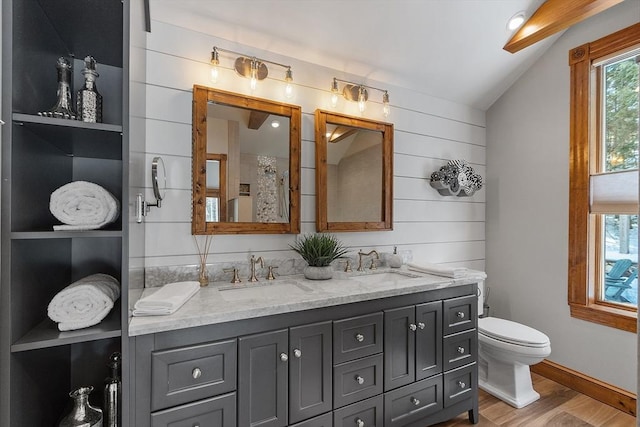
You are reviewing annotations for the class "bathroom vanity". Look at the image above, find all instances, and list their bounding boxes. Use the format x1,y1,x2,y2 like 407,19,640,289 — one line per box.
129,271,479,427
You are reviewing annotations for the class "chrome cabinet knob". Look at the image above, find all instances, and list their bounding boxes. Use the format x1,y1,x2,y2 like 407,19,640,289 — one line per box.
409,323,417,331
280,352,288,362
417,322,426,329
456,311,465,319
192,368,202,379
293,348,302,358
457,346,465,354
355,375,365,385
411,397,420,406
458,381,466,389
193,424,200,427
355,418,365,427
355,333,365,342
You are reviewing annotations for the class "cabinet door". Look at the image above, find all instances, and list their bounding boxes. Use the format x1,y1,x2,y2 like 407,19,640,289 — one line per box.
415,301,442,381
289,321,333,425
239,329,288,427
384,306,415,391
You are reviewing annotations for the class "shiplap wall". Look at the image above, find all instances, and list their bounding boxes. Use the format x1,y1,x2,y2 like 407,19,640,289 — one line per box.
137,19,486,272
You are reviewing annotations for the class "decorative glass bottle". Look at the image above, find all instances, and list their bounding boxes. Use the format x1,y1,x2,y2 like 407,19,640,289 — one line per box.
76,56,103,123
38,56,76,120
104,352,121,427
59,386,103,427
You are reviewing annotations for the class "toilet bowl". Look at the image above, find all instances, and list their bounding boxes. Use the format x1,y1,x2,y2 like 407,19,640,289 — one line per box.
477,316,551,408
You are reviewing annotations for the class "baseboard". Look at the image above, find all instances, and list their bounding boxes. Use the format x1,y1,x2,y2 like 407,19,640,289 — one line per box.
531,359,636,417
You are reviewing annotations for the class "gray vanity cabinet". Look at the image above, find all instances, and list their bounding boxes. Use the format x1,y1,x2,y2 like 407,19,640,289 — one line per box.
239,321,333,427
384,301,442,391
132,284,479,427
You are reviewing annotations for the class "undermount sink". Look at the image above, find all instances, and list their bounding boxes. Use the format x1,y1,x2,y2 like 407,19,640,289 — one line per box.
351,270,422,284
218,281,313,301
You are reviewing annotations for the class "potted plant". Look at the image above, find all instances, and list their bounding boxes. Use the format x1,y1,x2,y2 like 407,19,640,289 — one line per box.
290,233,349,280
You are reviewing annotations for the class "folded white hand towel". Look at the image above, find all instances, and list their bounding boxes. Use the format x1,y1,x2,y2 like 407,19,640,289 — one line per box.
406,262,468,278
47,274,120,331
133,281,200,316
50,181,120,230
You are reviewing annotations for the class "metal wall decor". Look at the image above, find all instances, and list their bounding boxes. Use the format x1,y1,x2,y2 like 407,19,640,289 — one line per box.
430,159,483,197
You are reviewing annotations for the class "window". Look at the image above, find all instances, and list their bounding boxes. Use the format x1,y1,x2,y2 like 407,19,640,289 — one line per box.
568,23,640,332
205,154,227,222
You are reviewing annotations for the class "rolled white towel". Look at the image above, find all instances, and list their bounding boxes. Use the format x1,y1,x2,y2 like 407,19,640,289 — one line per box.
133,281,200,316
406,262,468,278
50,181,120,230
47,273,120,331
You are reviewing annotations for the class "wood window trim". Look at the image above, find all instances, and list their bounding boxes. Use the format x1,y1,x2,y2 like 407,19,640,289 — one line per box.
568,23,640,333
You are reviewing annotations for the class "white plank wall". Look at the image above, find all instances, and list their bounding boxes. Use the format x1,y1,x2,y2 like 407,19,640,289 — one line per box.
137,20,486,272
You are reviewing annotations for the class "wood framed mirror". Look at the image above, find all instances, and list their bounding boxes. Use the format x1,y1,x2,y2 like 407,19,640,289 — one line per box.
192,85,301,234
315,109,393,232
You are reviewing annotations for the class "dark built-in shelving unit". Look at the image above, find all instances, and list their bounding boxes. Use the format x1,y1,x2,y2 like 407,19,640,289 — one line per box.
1,0,131,425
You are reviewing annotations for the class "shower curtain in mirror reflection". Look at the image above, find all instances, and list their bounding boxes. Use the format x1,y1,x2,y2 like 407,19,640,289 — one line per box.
257,156,288,222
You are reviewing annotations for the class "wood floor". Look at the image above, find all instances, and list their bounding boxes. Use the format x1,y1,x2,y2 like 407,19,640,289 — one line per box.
433,373,636,427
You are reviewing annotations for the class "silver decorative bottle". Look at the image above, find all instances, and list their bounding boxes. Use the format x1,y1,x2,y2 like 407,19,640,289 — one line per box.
38,57,76,120
76,56,103,123
104,352,121,427
59,386,103,427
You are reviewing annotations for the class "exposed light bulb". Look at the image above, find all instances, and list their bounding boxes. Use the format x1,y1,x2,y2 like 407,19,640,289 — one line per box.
358,86,367,113
250,59,258,92
210,47,220,83
285,68,294,99
382,91,390,118
330,78,339,108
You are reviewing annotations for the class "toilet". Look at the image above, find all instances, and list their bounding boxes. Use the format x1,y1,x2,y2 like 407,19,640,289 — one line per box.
476,281,551,408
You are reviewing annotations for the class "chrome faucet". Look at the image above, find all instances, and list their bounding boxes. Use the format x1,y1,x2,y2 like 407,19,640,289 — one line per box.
357,250,380,271
250,255,264,282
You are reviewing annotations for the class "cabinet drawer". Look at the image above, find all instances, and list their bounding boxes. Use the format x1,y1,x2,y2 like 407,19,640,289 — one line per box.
334,354,383,408
443,295,477,336
290,412,333,427
151,339,237,411
333,312,383,364
150,392,236,427
444,363,476,408
333,395,384,427
443,329,477,371
384,375,443,427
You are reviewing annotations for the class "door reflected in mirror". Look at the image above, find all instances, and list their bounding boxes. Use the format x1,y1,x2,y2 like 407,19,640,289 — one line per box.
192,85,301,235
315,110,393,232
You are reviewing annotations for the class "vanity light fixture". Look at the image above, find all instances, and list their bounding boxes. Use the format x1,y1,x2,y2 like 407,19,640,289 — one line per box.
330,77,391,118
210,46,294,97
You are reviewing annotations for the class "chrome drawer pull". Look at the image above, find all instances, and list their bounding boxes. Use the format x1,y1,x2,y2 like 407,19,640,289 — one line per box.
417,322,425,329
280,352,289,362
458,381,466,389
355,375,365,385
355,333,365,342
456,311,465,319
411,397,420,406
355,418,365,427
192,368,202,379
457,346,465,354
293,348,302,358
409,323,417,331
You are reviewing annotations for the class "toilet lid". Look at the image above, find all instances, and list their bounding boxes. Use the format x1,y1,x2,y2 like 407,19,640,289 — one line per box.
478,317,550,348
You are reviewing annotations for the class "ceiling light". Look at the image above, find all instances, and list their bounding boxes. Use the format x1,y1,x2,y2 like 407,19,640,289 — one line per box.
271,120,280,128
507,12,526,31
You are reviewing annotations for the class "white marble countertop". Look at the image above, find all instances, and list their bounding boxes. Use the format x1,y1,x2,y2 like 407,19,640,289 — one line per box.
128,267,484,336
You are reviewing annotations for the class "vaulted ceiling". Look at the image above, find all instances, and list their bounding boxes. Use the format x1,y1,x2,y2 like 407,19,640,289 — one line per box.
150,0,623,111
